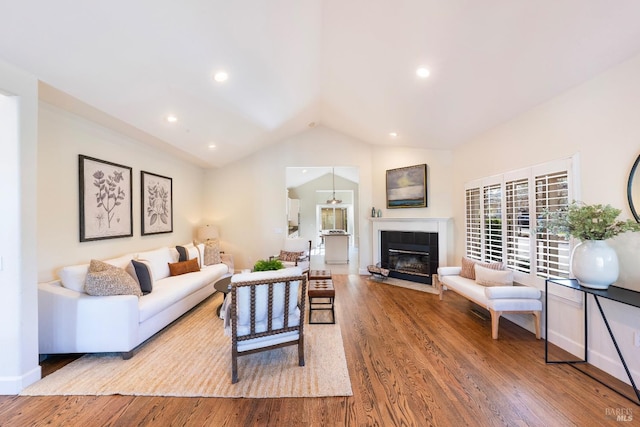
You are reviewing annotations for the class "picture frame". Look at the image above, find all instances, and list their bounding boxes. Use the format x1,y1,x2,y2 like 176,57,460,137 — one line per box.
141,171,173,235
79,155,133,242
386,164,428,208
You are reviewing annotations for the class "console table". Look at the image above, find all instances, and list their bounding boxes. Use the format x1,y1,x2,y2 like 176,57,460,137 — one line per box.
545,278,640,405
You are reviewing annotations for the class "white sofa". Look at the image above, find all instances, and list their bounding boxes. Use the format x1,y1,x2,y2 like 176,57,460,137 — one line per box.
437,265,542,340
38,244,233,358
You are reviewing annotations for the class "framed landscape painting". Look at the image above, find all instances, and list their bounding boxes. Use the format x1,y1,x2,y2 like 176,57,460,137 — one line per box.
141,171,173,235
79,155,133,242
386,164,428,208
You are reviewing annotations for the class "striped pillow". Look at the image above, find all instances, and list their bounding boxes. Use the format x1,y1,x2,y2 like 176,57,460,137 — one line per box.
460,257,503,280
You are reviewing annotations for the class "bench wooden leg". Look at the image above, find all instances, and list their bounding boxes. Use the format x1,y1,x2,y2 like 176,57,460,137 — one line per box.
489,309,501,339
532,311,541,339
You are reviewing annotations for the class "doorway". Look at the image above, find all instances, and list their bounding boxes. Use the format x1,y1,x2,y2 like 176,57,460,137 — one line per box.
285,166,359,251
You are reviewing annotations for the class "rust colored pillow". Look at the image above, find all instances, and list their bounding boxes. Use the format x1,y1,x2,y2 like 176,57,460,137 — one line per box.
168,258,200,276
460,257,503,280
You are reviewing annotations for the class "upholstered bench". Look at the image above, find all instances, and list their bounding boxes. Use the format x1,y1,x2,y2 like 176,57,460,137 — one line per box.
308,279,335,324
309,269,332,280
437,262,542,340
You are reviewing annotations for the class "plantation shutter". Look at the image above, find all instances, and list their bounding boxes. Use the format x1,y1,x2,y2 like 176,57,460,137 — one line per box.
483,183,503,263
535,171,570,279
505,178,531,273
465,187,482,260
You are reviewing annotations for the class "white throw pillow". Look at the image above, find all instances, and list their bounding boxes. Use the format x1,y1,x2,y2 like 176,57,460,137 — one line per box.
59,263,90,293
103,255,134,269
137,247,174,280
475,264,513,287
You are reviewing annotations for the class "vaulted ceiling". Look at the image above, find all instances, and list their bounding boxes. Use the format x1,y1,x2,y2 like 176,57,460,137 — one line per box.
3,1,640,169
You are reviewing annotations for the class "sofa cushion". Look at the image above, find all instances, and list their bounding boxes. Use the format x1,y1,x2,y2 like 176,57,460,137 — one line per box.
475,264,513,286
484,286,541,300
85,260,142,297
460,257,503,280
138,263,228,322
440,274,488,306
137,247,175,280
169,258,200,276
193,242,205,266
58,254,135,293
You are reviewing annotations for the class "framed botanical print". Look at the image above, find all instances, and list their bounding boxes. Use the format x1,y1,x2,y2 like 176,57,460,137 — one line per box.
386,164,428,208
79,155,133,241
141,171,173,235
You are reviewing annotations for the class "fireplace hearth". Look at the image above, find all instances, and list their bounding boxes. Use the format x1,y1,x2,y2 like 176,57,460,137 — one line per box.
380,231,438,284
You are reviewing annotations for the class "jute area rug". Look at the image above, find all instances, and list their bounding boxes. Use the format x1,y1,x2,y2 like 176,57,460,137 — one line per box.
367,276,440,295
21,294,352,398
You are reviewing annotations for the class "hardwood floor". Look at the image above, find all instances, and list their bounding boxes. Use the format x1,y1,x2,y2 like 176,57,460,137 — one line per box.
1,274,636,426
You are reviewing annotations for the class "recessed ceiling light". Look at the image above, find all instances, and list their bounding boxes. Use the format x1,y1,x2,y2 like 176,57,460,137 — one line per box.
208,143,217,150
416,67,430,78
389,132,398,138
166,115,178,123
213,71,229,83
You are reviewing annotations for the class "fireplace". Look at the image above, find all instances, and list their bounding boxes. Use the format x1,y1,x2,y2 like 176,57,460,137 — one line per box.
380,231,438,285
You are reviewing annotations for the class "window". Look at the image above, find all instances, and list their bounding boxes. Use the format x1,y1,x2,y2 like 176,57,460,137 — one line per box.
483,184,502,263
535,171,570,279
464,158,574,282
465,188,481,260
505,178,530,273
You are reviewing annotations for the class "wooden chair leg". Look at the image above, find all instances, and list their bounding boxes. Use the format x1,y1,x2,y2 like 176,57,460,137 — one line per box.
298,342,305,367
489,309,501,339
232,353,238,384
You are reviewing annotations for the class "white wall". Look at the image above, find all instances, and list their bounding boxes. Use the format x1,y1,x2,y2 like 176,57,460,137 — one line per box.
203,126,374,272
37,102,206,282
452,52,640,384
372,147,455,219
203,126,457,273
0,60,40,393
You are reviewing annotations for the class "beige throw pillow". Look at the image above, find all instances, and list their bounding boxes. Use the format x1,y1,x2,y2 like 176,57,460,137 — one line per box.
203,238,221,266
474,264,513,287
85,259,143,297
460,257,503,280
279,250,303,262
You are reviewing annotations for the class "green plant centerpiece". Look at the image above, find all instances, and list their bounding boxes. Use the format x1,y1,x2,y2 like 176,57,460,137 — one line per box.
253,258,284,272
544,202,640,289
545,202,640,240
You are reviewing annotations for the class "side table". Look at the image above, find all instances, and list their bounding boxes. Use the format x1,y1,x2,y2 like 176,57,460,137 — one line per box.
213,273,233,316
545,278,640,405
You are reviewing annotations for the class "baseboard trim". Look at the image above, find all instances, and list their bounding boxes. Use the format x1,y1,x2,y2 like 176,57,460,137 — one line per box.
0,365,41,395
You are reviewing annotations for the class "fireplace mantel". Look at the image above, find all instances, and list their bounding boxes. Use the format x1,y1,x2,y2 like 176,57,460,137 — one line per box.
370,217,453,268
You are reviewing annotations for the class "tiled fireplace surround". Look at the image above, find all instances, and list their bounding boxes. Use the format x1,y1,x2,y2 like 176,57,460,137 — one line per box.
370,218,453,284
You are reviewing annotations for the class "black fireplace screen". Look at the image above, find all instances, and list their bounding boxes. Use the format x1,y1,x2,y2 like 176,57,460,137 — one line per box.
388,248,430,276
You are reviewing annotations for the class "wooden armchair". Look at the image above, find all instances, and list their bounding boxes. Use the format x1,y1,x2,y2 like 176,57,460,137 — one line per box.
226,267,307,383
272,238,312,273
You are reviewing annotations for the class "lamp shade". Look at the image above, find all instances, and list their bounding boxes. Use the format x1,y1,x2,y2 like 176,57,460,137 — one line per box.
197,225,219,241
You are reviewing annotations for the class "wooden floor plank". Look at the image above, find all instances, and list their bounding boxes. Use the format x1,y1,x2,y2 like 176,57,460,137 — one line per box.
0,274,635,426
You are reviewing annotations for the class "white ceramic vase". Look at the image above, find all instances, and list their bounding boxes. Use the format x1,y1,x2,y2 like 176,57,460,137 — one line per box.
570,240,619,289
